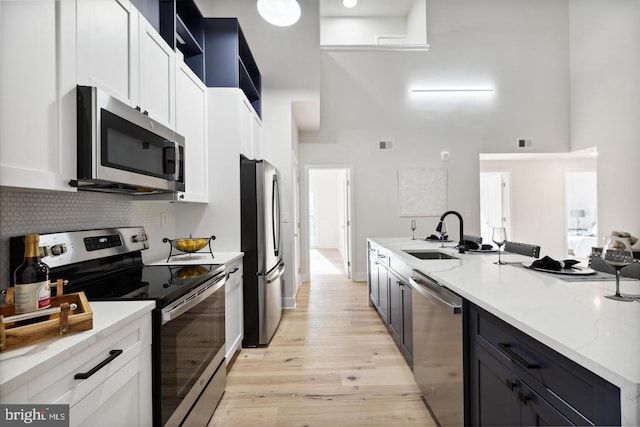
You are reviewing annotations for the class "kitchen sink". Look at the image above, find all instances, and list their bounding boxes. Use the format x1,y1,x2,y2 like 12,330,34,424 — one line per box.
403,250,459,260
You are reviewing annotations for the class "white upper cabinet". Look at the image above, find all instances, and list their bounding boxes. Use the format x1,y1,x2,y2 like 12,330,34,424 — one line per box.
77,0,137,106
238,93,262,160
77,0,175,129
0,0,77,192
252,109,262,160
175,59,208,203
138,15,176,128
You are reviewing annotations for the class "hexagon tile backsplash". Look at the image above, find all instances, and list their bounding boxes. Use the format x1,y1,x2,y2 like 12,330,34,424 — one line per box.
0,189,175,289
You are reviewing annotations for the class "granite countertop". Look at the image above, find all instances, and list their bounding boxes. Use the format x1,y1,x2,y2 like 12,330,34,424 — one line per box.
0,300,155,399
369,237,640,425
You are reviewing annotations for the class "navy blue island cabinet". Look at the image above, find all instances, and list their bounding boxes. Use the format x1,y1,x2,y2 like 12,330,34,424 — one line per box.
466,303,621,426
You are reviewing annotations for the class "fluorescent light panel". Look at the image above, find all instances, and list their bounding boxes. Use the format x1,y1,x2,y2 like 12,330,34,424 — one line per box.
411,88,494,93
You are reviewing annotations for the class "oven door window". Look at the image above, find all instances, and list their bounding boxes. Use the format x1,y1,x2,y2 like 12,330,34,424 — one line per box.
160,284,225,426
101,109,176,180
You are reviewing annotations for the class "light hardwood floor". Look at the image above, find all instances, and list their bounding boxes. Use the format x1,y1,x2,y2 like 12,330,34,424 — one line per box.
208,249,435,427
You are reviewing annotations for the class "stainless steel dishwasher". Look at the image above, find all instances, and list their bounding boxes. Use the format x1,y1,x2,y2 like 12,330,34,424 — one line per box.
410,270,463,427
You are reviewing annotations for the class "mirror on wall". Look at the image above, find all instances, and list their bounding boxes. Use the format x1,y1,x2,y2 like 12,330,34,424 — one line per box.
320,0,428,49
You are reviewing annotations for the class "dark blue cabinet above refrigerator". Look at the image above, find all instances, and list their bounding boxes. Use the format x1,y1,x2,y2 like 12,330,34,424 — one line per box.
204,18,262,118
159,4,262,118
160,0,205,80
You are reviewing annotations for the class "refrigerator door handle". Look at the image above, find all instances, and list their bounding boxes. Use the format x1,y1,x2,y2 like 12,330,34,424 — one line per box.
272,175,281,257
266,262,285,284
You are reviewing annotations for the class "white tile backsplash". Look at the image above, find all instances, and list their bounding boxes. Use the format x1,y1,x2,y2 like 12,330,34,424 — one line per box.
0,189,176,290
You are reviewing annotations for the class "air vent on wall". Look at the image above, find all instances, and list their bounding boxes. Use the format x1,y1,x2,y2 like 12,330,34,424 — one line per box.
517,138,533,149
379,140,394,150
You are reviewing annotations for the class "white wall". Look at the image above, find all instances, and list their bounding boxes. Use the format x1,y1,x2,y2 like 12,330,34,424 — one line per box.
480,157,596,259
406,0,427,44
300,0,571,279
569,0,640,246
321,17,407,45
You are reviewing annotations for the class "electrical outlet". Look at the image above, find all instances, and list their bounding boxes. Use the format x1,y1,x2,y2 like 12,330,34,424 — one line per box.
517,138,533,149
161,212,168,229
378,140,393,150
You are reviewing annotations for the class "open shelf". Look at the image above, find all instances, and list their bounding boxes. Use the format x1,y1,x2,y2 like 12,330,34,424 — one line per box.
160,0,205,81
175,14,203,57
203,18,261,118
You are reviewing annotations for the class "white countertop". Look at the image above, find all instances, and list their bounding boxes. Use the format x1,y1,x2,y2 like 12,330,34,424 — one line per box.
370,237,640,425
0,300,155,399
145,251,243,266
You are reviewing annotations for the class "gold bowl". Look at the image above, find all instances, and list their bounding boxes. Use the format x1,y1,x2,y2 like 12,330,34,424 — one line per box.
164,236,215,253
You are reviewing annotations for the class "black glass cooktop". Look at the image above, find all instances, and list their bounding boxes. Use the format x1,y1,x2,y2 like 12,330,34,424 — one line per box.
51,254,223,307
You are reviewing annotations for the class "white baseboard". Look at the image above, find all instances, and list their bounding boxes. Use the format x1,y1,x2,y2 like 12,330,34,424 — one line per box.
225,333,243,362
283,296,297,310
352,271,367,282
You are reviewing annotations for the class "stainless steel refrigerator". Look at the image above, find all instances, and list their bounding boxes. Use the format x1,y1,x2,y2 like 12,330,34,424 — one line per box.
240,157,285,347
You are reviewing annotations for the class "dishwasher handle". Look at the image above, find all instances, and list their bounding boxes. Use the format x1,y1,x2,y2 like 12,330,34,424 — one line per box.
410,275,462,314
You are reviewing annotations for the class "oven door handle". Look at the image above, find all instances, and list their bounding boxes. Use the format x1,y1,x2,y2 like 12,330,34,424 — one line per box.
161,276,225,324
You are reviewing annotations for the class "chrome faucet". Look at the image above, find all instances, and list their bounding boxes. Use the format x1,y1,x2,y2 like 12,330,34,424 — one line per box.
436,210,466,253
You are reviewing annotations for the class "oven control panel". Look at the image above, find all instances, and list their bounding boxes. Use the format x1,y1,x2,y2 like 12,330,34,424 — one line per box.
84,234,123,251
9,227,149,274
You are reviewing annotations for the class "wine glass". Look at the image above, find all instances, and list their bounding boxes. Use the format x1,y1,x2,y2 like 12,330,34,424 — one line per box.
410,219,417,240
601,236,634,302
492,227,507,265
438,222,448,248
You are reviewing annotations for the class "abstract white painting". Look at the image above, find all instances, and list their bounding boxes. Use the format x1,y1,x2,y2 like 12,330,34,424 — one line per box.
398,168,448,216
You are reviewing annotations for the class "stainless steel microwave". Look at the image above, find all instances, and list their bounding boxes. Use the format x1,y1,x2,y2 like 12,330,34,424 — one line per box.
70,85,185,195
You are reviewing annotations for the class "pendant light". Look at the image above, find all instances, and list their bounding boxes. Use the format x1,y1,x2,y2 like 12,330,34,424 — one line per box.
343,0,358,8
257,0,301,27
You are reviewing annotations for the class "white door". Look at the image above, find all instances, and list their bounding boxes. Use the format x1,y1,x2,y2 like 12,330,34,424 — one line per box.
342,171,353,279
480,172,511,244
293,158,302,292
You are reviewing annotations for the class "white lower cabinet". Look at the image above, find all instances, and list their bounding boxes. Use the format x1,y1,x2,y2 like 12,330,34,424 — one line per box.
2,310,153,426
71,346,152,427
225,259,244,361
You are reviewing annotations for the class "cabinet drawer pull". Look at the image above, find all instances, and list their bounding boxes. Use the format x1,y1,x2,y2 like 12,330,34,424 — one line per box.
497,343,539,369
505,379,517,391
518,391,530,405
74,349,123,380
231,267,239,274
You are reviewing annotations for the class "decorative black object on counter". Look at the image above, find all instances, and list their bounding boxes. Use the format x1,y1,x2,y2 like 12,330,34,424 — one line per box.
162,235,215,262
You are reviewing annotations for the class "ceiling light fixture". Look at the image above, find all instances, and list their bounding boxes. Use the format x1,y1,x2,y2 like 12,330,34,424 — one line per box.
410,88,494,94
343,0,358,8
257,0,301,27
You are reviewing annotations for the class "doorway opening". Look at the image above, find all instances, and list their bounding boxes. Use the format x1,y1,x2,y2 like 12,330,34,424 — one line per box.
479,171,511,245
566,170,597,258
307,167,353,279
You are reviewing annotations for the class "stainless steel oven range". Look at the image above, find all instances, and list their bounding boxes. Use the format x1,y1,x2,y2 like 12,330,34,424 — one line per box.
9,227,226,427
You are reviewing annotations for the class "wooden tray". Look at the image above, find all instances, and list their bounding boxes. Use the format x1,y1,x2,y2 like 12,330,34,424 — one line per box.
0,288,93,352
